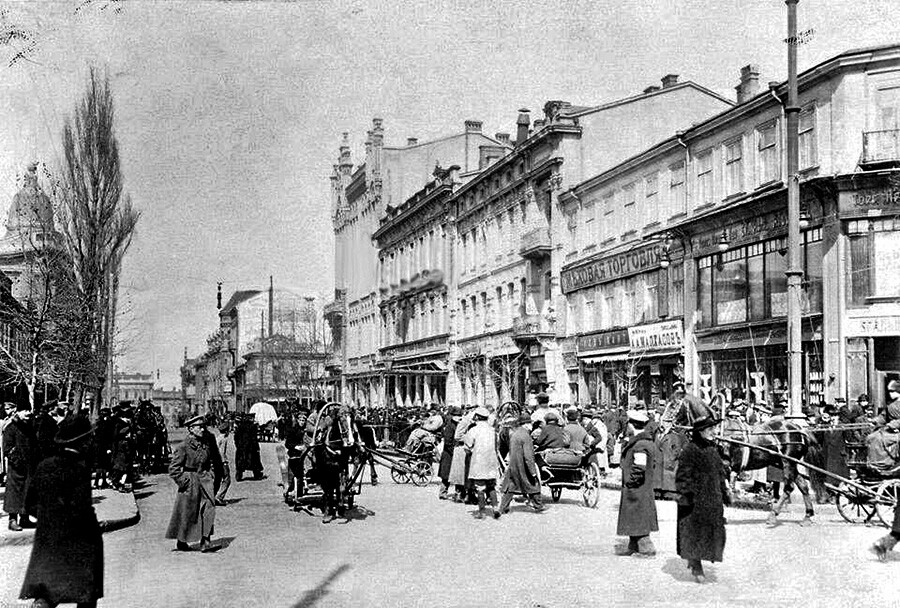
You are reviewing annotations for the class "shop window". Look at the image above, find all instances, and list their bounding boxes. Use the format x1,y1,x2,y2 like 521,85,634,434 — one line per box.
802,229,823,313
764,239,788,317
714,250,748,324
748,249,765,321
668,262,684,318
697,259,712,328
847,218,900,304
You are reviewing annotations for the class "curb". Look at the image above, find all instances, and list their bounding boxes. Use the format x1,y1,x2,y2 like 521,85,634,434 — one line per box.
99,508,141,534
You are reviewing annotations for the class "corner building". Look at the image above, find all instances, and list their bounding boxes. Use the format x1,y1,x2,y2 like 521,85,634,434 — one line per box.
560,44,900,409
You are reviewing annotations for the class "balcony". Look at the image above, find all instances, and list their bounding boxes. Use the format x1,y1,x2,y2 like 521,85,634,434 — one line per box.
519,227,551,259
511,313,554,342
861,129,900,168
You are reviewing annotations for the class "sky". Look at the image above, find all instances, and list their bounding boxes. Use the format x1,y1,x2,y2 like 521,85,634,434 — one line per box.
0,0,899,389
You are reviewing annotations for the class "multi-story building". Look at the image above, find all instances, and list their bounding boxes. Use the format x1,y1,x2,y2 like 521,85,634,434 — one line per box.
113,372,155,403
560,44,900,409
327,118,509,409
189,282,329,413
372,164,460,408
447,78,733,407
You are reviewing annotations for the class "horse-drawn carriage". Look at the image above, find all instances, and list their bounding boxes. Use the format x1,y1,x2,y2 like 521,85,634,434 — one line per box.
827,434,900,527
536,445,603,507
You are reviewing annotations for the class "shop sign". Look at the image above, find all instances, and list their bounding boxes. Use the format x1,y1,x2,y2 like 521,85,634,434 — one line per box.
576,329,630,353
628,320,684,353
840,186,900,216
561,243,663,294
694,209,787,256
845,316,900,337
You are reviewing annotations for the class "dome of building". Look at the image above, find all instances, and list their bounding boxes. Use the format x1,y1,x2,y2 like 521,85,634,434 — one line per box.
5,162,54,234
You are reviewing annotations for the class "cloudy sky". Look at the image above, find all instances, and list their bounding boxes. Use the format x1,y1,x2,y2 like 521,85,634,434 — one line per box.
0,0,898,389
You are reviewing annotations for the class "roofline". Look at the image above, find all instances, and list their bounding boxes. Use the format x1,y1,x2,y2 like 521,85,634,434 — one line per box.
383,130,512,152
566,81,735,118
564,43,900,198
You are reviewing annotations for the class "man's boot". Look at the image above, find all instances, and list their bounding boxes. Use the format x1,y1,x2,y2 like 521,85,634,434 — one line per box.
614,537,638,556
636,536,657,557
439,485,448,500
8,514,22,532
871,534,899,561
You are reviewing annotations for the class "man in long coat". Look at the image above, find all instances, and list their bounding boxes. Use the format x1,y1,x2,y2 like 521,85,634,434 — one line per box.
20,416,103,607
676,415,730,583
3,403,37,531
110,404,136,492
233,414,264,481
438,405,461,500
448,404,477,503
166,415,223,552
615,410,658,557
463,407,500,519
497,412,543,516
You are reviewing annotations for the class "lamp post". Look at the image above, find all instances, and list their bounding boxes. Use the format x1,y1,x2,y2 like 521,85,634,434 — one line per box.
785,0,804,418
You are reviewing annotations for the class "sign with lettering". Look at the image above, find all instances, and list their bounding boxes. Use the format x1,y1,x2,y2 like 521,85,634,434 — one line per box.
628,320,684,354
845,316,900,337
561,244,663,294
576,329,630,354
693,209,788,256
839,187,900,217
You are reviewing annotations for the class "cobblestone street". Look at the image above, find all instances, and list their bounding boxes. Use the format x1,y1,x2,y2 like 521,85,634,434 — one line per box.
2,434,896,608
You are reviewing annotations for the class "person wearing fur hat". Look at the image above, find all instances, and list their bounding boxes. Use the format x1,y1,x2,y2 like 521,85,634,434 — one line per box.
19,416,103,607
3,403,37,531
463,406,500,519
675,414,730,583
615,410,658,557
497,412,543,516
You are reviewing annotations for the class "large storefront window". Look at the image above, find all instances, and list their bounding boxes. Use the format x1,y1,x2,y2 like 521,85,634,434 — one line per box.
848,218,900,305
697,230,822,327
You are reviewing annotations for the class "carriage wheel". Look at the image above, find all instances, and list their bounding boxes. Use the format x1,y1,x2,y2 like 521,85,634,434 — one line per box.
581,463,601,509
835,481,876,524
875,480,900,528
550,487,562,503
411,461,433,487
390,465,410,484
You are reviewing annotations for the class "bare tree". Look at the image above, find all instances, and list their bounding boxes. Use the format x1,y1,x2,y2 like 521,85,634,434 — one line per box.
54,66,140,413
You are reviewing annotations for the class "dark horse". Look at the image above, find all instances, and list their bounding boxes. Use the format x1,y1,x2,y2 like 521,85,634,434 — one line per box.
720,416,820,526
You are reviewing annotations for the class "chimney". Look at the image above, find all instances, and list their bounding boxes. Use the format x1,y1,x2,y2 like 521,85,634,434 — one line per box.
643,85,661,94
735,64,760,104
495,132,511,145
216,282,222,309
516,108,530,146
406,137,418,146
268,275,274,338
465,120,483,133
661,74,679,88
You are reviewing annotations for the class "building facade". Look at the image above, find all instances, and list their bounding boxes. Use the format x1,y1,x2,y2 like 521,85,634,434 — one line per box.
327,118,509,409
560,44,900,409
113,372,155,403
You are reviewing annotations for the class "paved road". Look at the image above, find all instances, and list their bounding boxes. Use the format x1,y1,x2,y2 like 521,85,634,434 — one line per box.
2,433,897,608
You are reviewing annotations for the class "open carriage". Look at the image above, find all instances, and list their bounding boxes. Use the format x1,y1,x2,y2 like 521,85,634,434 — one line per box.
828,434,900,527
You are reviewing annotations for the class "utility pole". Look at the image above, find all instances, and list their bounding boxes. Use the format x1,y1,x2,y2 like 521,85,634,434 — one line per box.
785,0,803,418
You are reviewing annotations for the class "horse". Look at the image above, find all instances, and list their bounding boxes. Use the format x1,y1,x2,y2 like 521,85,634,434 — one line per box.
719,415,820,526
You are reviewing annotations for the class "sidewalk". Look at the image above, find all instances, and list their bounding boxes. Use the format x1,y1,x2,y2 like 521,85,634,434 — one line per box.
0,485,140,547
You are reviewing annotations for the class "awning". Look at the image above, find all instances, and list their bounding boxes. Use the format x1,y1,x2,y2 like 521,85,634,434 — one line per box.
629,348,683,359
581,352,630,364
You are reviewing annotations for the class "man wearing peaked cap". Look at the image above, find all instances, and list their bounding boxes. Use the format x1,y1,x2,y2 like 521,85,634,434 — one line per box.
463,404,500,519
615,408,658,557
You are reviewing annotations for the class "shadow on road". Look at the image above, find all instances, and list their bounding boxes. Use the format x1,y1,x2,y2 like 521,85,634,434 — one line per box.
290,563,351,608
133,491,155,501
337,506,374,523
224,497,245,505
92,495,107,504
661,557,719,584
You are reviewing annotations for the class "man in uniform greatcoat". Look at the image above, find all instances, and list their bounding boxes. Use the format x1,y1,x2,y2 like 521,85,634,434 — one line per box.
19,416,103,608
3,403,38,531
615,410,658,557
497,412,543,516
166,415,223,552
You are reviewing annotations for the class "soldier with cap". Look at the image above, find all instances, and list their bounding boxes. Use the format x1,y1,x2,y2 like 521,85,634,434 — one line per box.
3,403,37,531
166,415,222,552
615,409,658,557
19,416,104,608
497,411,543,516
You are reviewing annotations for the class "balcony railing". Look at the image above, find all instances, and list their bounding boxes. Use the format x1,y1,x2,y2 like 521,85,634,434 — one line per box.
511,313,554,341
862,129,900,167
519,227,551,259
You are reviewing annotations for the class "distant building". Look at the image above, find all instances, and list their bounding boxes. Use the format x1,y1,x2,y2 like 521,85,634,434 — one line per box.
151,388,186,427
113,372,154,403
